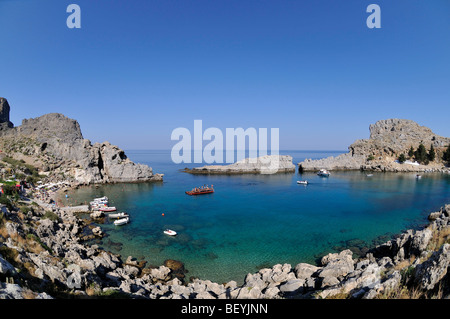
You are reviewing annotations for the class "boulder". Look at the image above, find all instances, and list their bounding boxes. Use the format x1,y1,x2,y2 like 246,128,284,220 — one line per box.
0,254,16,276
414,243,450,290
279,279,305,295
319,250,354,279
294,263,321,280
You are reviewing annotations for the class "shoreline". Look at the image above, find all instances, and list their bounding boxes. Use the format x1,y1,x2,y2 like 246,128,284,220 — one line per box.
2,172,447,299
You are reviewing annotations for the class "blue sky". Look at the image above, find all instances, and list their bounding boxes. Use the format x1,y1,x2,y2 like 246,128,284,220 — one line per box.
1,0,449,150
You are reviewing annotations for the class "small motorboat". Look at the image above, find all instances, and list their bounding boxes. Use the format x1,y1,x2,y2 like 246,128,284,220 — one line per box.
366,174,373,177
99,206,117,212
109,212,129,218
114,217,129,226
164,229,177,236
297,180,308,185
186,185,214,196
317,169,330,177
93,196,108,202
416,174,422,179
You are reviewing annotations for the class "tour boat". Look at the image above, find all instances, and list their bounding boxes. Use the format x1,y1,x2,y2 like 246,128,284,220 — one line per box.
114,217,129,226
297,180,308,185
109,212,129,218
317,169,330,177
99,206,117,212
185,185,214,196
164,229,177,236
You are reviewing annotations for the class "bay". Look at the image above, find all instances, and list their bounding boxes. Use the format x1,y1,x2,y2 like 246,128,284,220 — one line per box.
60,150,450,284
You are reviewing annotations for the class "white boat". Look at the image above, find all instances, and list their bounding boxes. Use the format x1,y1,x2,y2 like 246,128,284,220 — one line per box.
416,174,422,179
164,229,177,236
297,180,308,185
94,196,108,201
109,212,129,218
317,169,330,177
366,174,373,177
99,206,117,212
114,217,129,226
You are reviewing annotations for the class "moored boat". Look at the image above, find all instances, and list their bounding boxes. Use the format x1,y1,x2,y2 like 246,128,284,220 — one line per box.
164,229,177,236
186,185,214,196
317,169,330,177
109,212,129,218
297,180,308,185
99,206,117,212
114,217,129,226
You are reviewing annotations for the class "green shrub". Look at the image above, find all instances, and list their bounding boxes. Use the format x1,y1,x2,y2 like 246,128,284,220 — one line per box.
43,211,59,222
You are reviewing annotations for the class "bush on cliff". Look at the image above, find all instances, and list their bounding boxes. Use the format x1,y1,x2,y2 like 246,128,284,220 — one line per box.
398,154,406,164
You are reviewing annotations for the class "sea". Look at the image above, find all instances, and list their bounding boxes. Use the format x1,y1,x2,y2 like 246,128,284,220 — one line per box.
59,150,450,284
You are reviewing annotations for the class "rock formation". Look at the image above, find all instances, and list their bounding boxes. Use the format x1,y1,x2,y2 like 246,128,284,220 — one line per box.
186,155,296,174
0,98,162,184
0,98,14,131
299,119,450,172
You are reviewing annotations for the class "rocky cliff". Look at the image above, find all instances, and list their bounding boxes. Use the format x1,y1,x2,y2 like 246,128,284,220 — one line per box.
299,119,450,172
0,98,162,184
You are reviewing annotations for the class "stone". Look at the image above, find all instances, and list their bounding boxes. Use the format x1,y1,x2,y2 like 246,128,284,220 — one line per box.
91,226,104,237
414,243,450,290
294,263,321,279
0,254,16,276
319,250,354,279
410,228,433,254
150,266,171,281
279,279,305,294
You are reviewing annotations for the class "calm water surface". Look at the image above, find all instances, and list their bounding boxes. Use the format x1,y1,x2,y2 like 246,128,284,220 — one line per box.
60,150,450,284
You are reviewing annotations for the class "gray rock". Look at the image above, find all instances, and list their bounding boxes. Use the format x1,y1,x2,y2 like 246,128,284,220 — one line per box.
294,263,321,279
279,279,305,294
410,228,433,254
0,254,16,276
414,243,450,290
319,250,354,279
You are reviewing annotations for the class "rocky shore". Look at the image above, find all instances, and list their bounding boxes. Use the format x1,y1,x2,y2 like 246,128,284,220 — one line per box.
299,119,450,173
1,184,449,299
185,155,296,175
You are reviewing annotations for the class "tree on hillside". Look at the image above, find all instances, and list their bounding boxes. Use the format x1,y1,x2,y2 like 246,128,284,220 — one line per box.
443,145,450,165
398,154,406,164
427,144,436,162
408,146,415,159
414,144,428,164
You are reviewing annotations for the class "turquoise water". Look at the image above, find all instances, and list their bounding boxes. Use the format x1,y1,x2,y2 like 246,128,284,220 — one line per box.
61,150,450,284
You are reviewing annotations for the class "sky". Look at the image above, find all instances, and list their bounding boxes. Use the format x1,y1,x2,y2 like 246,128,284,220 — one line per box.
0,0,449,150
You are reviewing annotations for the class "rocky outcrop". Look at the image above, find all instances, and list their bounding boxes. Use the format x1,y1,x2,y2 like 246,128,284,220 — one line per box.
0,98,162,184
299,119,450,172
186,155,296,174
0,97,14,131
